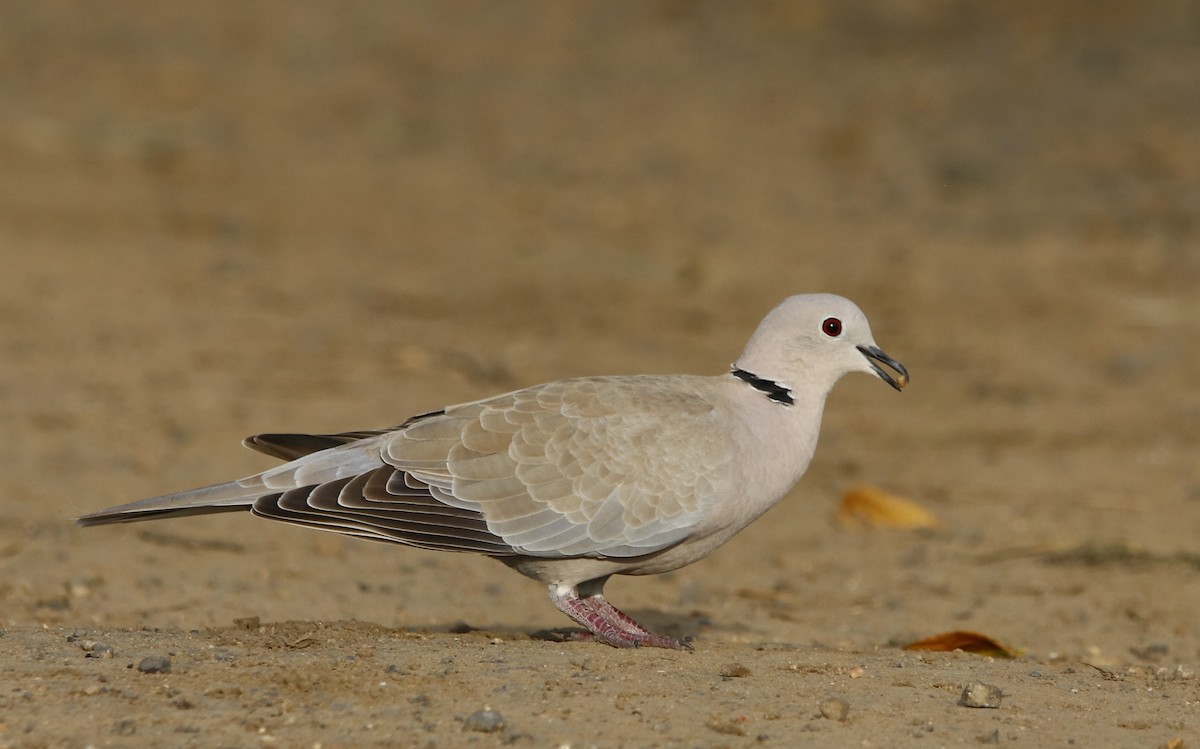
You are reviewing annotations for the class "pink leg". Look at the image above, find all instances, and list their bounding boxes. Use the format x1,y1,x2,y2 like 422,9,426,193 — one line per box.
549,584,691,650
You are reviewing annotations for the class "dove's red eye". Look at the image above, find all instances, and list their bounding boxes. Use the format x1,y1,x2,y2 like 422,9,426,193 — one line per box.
822,317,843,337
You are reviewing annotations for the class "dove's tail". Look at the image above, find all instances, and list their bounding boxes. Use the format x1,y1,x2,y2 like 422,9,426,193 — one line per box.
78,430,393,527
76,480,261,527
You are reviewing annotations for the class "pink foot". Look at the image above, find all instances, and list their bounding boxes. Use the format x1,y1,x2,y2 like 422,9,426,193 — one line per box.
549,585,692,650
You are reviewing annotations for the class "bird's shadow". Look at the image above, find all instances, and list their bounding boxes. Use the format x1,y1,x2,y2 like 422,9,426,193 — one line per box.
429,607,710,646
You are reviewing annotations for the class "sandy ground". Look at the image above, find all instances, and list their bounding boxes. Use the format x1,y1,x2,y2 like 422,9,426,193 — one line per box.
2,1,1199,747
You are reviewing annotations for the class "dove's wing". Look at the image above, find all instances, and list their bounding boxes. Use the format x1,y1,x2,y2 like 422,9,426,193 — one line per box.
384,376,735,558
240,376,735,559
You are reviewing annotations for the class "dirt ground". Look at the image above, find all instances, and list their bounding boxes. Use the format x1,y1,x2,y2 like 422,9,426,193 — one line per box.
2,1,1199,747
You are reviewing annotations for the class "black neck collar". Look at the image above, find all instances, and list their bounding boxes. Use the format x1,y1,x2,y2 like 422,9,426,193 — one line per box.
731,367,794,405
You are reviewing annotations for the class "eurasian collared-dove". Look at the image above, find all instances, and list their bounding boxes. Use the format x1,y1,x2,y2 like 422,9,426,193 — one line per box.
79,294,908,648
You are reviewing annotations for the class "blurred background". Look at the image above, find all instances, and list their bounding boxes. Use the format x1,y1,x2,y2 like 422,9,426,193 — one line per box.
1,1,1197,657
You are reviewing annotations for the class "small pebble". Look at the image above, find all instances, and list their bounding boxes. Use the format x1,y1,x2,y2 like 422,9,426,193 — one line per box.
137,655,172,674
819,697,850,721
959,681,1003,708
84,643,114,659
462,708,505,733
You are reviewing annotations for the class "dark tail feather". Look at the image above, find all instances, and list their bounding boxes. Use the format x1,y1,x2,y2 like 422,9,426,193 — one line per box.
243,431,388,461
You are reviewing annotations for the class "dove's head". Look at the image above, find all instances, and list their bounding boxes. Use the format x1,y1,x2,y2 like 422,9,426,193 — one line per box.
734,294,908,398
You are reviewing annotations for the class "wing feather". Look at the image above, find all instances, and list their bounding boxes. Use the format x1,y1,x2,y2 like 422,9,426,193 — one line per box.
447,448,515,481
378,376,733,559
249,469,515,555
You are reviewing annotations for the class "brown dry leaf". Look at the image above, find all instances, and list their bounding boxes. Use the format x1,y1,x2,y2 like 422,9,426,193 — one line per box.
903,631,1017,659
837,485,940,530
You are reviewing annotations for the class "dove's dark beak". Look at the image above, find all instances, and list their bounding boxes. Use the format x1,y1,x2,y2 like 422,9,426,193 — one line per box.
857,345,909,391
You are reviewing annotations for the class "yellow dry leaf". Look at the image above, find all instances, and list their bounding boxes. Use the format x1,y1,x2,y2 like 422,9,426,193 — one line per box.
903,630,1017,659
837,485,940,530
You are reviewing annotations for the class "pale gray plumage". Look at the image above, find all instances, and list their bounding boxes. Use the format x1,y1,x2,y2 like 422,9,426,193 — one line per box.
79,293,908,648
